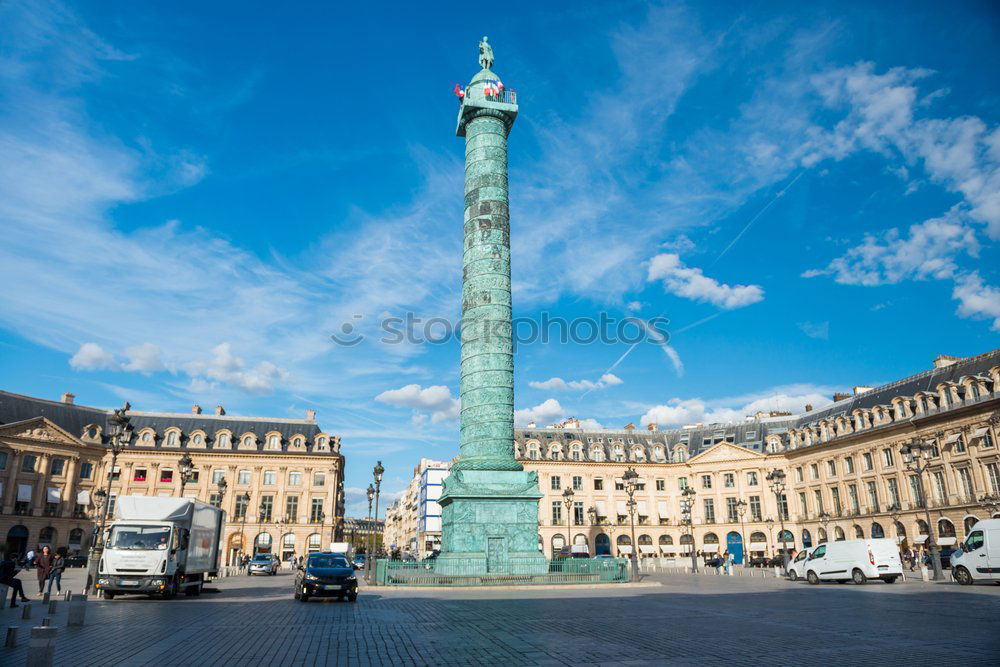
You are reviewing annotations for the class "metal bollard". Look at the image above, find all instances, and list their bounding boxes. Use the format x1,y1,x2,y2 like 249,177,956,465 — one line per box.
41,618,51,627
48,600,58,614
27,626,58,667
67,594,87,628
5,626,16,649
22,603,32,620
64,590,72,602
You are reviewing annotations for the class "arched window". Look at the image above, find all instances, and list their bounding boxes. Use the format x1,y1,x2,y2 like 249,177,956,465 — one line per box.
573,533,588,546
216,432,229,448
871,522,885,539
268,435,280,450
679,534,694,545
307,534,321,552
590,445,605,462
834,526,846,541
802,528,813,548
166,431,178,447
653,446,665,462
632,446,646,462
704,532,719,545
750,531,766,542
613,444,624,462
527,442,540,459
595,533,611,555
141,431,153,443
616,534,632,545
69,528,83,548
854,525,864,538
39,526,56,545
281,533,295,558
963,516,979,535
548,443,563,460
778,530,793,547
659,534,674,545
818,528,828,544
938,518,956,538
254,533,272,553
570,443,583,461
192,433,203,446
243,435,254,448
551,534,565,551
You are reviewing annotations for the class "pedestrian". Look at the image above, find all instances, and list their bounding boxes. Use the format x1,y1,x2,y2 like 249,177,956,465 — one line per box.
907,547,916,572
46,552,65,594
0,552,30,608
25,547,35,569
723,550,730,574
35,545,53,595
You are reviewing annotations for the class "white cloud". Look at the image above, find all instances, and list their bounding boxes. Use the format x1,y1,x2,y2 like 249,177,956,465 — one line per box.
69,342,117,371
529,372,623,392
952,272,1000,332
798,321,830,340
640,384,835,428
183,343,287,394
375,384,460,424
648,253,764,309
514,398,565,427
122,343,166,374
662,344,684,377
626,301,643,312
577,418,604,430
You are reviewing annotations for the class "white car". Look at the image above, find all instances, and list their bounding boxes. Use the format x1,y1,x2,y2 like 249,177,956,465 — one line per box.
787,547,816,582
248,554,279,576
951,518,1000,585
802,538,902,584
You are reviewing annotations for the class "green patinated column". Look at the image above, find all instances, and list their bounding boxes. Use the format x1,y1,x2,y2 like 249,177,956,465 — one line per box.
436,38,546,574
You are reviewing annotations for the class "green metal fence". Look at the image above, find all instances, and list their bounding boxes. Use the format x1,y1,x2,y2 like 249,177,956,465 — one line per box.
375,557,629,587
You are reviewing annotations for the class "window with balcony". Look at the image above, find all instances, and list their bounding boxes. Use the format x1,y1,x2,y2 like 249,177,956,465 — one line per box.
778,493,789,520
831,487,842,514
814,490,824,514
933,472,946,502
866,481,878,512
133,468,147,482
286,496,299,521
235,495,249,519
551,501,562,524
160,469,174,483
986,463,1000,494
887,478,900,508
798,492,808,516
749,495,762,521
259,496,273,522
848,485,859,513
958,468,974,499
310,498,324,523
726,497,739,522
573,501,584,525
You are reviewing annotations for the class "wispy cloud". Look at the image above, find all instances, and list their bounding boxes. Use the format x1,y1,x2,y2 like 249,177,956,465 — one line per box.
648,253,765,309
529,373,623,392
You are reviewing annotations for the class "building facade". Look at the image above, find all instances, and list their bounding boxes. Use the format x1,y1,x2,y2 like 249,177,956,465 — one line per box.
517,350,1000,561
0,391,345,565
384,458,451,558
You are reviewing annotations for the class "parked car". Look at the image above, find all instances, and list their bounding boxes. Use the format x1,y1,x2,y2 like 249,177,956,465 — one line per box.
747,556,769,568
952,519,1000,585
802,538,902,584
248,554,280,576
924,548,956,570
352,554,366,570
294,552,358,602
65,555,88,568
787,547,816,581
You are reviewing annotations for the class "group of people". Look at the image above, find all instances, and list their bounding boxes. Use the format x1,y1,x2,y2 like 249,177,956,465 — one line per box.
0,546,66,609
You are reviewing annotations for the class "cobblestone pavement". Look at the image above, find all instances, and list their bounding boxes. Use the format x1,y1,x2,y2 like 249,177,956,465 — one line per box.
2,568,998,666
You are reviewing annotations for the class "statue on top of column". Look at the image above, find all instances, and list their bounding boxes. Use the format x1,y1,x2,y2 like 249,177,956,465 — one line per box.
479,36,494,70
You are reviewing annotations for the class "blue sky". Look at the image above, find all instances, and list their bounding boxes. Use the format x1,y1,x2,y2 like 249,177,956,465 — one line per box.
1,1,998,514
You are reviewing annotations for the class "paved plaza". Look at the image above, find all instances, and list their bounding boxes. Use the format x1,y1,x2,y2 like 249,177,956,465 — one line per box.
1,567,998,666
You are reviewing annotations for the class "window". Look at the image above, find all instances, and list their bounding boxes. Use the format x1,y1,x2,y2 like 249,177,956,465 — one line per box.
987,463,1000,495
263,471,276,486
615,479,625,491
827,460,836,477
314,472,326,487
954,435,966,454
551,501,562,524
285,496,299,521
268,435,280,450
209,493,222,508
746,471,758,486
749,495,762,521
848,485,859,513
0,451,7,469
866,481,878,511
594,478,604,491
238,470,251,485
887,478,900,508
701,475,712,489
678,477,688,490
831,487,842,514
909,475,923,507
745,431,757,440
210,469,224,484
814,490,824,514
656,479,666,491
80,462,93,479
810,463,819,480
726,497,739,522
778,493,788,520
930,440,940,458
798,492,807,515
310,498,324,523
573,501,584,525
572,475,583,491
551,476,561,491
235,494,249,519
724,473,735,488
983,430,995,449
22,454,37,472
958,468,974,498
863,453,873,471
795,467,803,482
134,468,147,482
966,530,984,551
259,496,273,522
703,499,716,523
50,458,65,476
160,469,174,483
217,433,230,448
289,472,302,486
933,471,947,501
882,448,894,467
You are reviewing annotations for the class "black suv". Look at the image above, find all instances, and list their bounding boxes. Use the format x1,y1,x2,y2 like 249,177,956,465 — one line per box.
294,553,359,602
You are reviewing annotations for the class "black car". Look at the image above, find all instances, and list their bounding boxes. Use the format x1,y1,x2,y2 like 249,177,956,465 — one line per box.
295,553,358,602
65,555,88,568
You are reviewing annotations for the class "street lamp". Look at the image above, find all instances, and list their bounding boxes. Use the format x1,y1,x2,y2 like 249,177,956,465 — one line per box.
87,404,132,594
177,452,195,496
736,499,748,566
888,503,902,545
818,511,831,544
238,491,251,564
766,469,790,572
680,486,697,572
217,477,228,503
900,439,944,580
365,481,375,582
562,487,575,555
764,517,775,559
622,466,640,581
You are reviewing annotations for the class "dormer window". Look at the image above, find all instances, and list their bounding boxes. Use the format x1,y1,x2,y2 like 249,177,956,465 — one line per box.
243,435,254,447
166,432,178,447
267,434,280,450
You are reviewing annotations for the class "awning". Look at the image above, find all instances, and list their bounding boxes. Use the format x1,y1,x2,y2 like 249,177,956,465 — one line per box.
971,427,989,439
658,501,669,518
616,501,628,515
595,501,608,517
659,545,673,553
915,534,929,542
703,543,719,552
17,484,33,502
77,490,90,504
944,433,960,444
637,501,648,515
614,478,624,485
618,545,633,554
47,487,61,503
749,542,768,550
639,545,656,554
937,537,958,546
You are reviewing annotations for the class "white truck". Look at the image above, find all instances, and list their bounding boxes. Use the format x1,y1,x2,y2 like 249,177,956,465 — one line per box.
96,496,224,599
952,518,1000,585
329,542,355,561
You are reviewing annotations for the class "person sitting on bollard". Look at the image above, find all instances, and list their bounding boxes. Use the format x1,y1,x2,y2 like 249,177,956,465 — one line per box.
34,546,52,596
46,552,65,595
0,552,30,608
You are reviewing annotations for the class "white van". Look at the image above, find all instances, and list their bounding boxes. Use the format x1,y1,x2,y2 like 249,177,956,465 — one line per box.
787,546,816,581
802,538,902,584
951,518,1000,585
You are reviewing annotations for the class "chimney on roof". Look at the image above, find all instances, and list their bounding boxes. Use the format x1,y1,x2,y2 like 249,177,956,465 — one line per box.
215,405,226,416
624,422,635,431
933,355,960,369
60,392,75,404
191,404,202,415
306,408,316,421
833,392,851,402
647,423,658,432
804,404,813,412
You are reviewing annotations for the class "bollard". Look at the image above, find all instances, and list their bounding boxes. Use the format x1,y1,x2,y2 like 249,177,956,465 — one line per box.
42,592,50,604
41,618,50,627
0,584,8,609
5,626,16,649
48,600,58,615
27,626,58,667
67,594,87,628
64,590,72,602
920,566,930,581
22,603,32,620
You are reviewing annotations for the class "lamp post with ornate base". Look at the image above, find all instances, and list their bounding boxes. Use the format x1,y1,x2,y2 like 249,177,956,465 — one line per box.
177,453,194,497
622,466,641,580
766,469,790,573
736,499,748,567
818,511,831,544
562,487,574,556
900,440,944,581
87,405,132,595
680,486,697,572
238,491,251,566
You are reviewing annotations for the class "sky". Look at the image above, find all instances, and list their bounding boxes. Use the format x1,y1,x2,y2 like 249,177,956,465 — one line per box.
1,1,998,516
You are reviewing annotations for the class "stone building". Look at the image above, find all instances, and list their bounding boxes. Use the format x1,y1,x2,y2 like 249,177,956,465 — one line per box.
0,391,345,565
518,350,1000,561
383,458,451,558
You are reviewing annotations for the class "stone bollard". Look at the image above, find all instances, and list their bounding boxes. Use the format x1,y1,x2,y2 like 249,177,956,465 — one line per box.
5,625,17,649
921,567,930,582
22,603,32,620
48,600,58,615
67,595,87,628
27,626,58,667
41,618,51,627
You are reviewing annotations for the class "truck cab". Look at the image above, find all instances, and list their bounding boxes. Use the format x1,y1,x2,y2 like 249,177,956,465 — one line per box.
952,518,1000,585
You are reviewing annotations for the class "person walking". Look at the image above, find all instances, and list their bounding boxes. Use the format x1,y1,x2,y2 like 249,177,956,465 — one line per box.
0,552,30,608
25,547,35,570
34,545,53,595
46,552,65,595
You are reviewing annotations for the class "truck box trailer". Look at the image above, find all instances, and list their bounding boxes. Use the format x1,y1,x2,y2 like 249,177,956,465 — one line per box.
96,496,224,599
